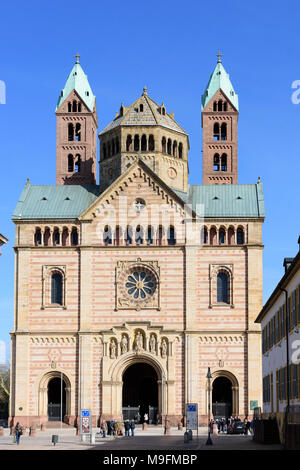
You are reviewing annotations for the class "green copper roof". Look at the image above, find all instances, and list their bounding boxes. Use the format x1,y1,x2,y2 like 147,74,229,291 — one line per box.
56,60,96,112
201,59,239,111
12,184,100,220
186,183,265,218
13,181,264,221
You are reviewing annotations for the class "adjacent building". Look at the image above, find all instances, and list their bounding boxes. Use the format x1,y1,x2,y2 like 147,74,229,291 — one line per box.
255,241,300,439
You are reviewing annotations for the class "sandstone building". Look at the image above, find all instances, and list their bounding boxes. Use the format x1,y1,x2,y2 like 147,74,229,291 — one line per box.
10,54,265,427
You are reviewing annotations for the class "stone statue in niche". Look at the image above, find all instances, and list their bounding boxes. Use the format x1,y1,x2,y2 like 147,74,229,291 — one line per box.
121,335,128,354
135,331,143,353
161,339,168,358
149,335,156,354
110,340,117,359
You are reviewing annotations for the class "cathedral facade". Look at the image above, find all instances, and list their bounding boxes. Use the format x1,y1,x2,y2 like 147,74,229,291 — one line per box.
10,55,265,427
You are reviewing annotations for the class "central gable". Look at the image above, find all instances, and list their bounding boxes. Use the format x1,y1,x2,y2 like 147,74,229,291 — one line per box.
78,160,187,245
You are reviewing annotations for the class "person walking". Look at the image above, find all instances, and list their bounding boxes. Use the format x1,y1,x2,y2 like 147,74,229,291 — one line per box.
100,421,106,438
144,413,148,424
124,420,130,437
14,422,23,445
130,419,135,437
113,421,119,437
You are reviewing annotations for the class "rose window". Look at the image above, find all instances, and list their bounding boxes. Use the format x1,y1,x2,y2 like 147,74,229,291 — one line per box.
125,270,155,299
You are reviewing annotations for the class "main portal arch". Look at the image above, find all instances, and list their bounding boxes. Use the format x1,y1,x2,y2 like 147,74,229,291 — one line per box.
122,362,158,423
102,352,167,422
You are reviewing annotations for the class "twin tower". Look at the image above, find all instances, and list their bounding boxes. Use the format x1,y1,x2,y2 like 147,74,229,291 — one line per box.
55,54,239,191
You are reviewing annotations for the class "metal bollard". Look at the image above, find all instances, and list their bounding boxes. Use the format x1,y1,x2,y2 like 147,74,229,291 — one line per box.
188,429,193,441
52,434,58,446
184,431,189,443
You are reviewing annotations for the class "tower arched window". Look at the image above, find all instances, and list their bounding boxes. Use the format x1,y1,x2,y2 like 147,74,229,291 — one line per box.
147,226,153,244
126,135,133,151
75,155,81,173
75,123,81,141
178,143,183,158
126,226,133,245
201,226,208,244
219,228,225,244
134,135,139,151
210,227,217,245
116,138,120,154
141,135,147,152
72,100,77,112
221,123,227,141
168,226,176,245
217,272,229,303
68,123,74,141
218,100,223,111
103,225,112,245
78,103,82,112
149,135,155,151
62,227,69,246
173,141,177,157
44,228,50,247
68,154,74,172
213,153,220,171
140,104,144,112
237,227,244,245
107,142,111,157
223,102,228,111
213,101,217,111
53,228,60,245
34,228,42,246
167,138,172,155
213,123,220,140
51,272,63,305
157,226,164,246
68,102,72,112
115,226,122,246
221,154,227,171
71,228,79,246
112,139,116,156
135,226,144,245
228,227,235,245
162,137,166,153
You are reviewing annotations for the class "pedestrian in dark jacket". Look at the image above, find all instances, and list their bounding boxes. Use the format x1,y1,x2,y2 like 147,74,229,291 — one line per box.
14,422,23,445
124,420,130,437
130,419,135,436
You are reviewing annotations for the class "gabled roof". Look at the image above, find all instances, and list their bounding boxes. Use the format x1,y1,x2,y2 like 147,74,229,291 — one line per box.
185,183,265,218
56,60,96,112
201,59,239,111
12,177,265,221
100,88,188,136
12,183,100,220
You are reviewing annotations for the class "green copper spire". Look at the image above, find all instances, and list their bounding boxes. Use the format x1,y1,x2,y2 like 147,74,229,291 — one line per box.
201,54,239,110
56,54,96,112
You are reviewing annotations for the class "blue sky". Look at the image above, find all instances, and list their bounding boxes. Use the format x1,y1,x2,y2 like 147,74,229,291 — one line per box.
0,0,299,359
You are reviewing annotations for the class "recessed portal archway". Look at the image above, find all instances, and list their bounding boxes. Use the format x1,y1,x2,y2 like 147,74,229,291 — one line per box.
212,376,232,418
122,363,158,423
48,377,66,421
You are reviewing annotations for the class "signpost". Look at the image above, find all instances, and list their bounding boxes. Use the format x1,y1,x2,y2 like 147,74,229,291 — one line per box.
80,409,92,441
186,403,198,440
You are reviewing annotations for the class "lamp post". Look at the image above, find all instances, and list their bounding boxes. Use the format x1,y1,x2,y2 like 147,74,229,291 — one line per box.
206,367,213,445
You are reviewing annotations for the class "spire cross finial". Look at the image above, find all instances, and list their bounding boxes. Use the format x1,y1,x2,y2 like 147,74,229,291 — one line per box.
143,86,147,95
217,51,222,63
75,53,80,64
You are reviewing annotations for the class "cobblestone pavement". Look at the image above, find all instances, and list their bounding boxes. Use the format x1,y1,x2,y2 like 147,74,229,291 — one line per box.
0,427,283,451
